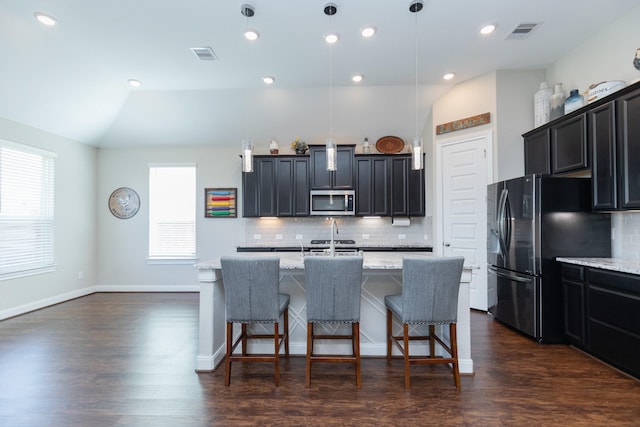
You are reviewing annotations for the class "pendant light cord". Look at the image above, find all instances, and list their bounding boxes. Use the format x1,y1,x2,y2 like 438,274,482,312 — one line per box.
329,32,333,137
414,9,419,139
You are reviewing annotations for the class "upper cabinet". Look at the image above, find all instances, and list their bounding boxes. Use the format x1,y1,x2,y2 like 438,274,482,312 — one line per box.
616,86,640,209
355,156,389,216
243,156,309,217
524,80,640,211
523,115,588,176
589,101,617,210
309,145,354,190
242,148,426,218
390,155,425,217
551,114,588,174
524,128,551,175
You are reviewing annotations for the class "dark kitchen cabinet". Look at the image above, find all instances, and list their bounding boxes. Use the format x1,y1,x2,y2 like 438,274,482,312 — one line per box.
276,156,310,216
616,86,640,209
560,263,640,380
242,157,276,217
390,155,425,217
589,101,617,210
588,268,640,380
561,264,586,347
524,128,551,175
551,113,588,174
309,145,354,190
354,156,389,216
243,156,309,217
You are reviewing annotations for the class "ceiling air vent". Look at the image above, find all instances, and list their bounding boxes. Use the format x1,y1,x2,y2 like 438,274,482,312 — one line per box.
505,23,540,40
191,47,218,61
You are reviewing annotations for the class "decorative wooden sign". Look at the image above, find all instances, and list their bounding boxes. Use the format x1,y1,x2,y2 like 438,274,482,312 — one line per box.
436,112,491,135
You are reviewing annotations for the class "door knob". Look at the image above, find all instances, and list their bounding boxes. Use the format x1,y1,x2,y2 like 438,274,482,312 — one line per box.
444,242,451,247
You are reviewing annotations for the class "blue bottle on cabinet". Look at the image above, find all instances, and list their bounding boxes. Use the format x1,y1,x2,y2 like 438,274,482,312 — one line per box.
564,89,585,114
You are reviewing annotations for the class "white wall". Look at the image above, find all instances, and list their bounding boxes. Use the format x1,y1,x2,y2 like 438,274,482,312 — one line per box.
0,118,97,318
546,5,640,96
543,4,640,260
97,146,244,289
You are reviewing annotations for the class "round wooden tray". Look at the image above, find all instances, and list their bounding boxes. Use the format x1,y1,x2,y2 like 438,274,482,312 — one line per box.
375,136,405,154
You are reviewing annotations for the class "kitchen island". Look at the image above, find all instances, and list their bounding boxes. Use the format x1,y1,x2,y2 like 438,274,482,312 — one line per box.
194,252,474,374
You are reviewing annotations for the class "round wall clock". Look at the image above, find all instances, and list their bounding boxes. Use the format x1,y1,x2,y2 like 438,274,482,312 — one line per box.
108,187,140,219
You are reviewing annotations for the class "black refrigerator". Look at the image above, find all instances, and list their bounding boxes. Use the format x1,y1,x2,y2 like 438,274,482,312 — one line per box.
487,174,611,343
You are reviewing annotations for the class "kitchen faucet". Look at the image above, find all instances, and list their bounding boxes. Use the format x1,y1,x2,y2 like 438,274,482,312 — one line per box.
329,218,338,257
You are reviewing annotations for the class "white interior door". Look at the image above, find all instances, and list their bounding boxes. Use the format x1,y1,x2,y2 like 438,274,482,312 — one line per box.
440,133,489,311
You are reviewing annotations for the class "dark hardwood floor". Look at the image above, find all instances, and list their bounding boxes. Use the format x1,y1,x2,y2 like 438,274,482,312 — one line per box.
1,293,639,426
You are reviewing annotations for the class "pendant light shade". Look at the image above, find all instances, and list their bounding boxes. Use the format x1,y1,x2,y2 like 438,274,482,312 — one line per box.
326,137,337,171
411,137,423,170
242,140,253,173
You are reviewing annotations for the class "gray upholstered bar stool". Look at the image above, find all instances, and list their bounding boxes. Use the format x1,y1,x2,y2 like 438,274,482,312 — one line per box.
220,256,290,387
304,256,364,388
385,256,464,389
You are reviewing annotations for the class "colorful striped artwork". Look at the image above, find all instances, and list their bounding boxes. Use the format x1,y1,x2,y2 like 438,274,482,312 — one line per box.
205,188,237,218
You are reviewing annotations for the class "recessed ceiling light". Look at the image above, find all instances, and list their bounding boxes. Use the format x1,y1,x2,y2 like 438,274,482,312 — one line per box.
352,74,364,83
361,27,376,38
325,33,340,44
244,29,259,41
128,79,142,87
263,76,275,85
34,12,57,26
480,24,496,35
443,73,455,80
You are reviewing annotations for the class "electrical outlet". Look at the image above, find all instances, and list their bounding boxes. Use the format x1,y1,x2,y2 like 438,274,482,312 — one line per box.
398,234,406,240
276,234,283,240
362,234,370,239
253,234,262,240
77,271,83,280
424,234,429,240
295,234,303,240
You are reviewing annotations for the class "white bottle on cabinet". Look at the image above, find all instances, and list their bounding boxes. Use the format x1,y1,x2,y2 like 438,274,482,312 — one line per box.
534,82,552,127
550,83,566,121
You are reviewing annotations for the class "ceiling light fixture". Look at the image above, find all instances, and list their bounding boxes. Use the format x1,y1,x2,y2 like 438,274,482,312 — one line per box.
128,79,142,87
410,0,423,171
352,74,364,83
361,26,376,38
241,3,257,173
325,32,340,44
263,76,275,85
480,24,496,35
34,12,57,26
324,3,338,172
443,73,455,80
243,29,259,41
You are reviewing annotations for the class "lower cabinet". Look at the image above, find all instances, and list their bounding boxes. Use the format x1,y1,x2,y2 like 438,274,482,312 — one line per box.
561,263,640,379
561,264,586,347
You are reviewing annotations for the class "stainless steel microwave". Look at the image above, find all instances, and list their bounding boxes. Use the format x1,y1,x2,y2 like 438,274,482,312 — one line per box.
310,190,355,216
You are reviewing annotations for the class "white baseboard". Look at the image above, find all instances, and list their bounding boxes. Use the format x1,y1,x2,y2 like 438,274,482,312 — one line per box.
0,286,97,320
1,285,199,320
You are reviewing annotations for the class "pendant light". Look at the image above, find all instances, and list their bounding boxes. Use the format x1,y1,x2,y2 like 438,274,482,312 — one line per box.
325,3,338,171
410,0,424,170
241,4,257,173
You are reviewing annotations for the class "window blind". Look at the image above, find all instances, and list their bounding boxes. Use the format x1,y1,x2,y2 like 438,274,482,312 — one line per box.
0,141,55,278
148,165,196,258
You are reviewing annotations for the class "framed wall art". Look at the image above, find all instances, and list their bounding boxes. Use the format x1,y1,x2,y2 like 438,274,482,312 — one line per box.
204,188,237,218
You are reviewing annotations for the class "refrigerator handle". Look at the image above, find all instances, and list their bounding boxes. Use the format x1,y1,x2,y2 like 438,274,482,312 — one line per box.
488,266,531,283
497,188,509,258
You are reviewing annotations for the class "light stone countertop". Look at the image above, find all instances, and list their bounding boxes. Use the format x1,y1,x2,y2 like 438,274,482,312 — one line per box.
196,251,478,271
556,257,640,276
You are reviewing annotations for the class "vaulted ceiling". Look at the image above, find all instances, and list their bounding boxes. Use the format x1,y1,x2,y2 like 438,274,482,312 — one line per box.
1,0,637,148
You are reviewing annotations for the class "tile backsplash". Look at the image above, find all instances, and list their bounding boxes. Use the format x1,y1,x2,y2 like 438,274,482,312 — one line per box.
614,212,640,260
243,216,432,247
